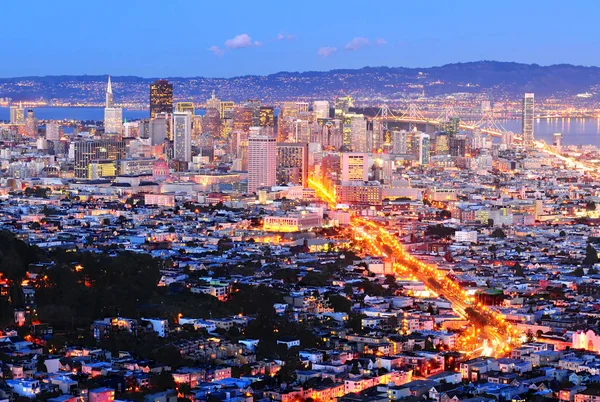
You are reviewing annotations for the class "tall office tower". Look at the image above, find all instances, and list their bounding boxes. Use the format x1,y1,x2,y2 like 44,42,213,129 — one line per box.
259,107,274,127
104,78,123,135
244,100,261,126
276,143,308,187
553,132,562,151
123,121,139,138
345,114,367,152
176,102,195,115
334,96,354,117
248,134,276,193
313,101,330,119
138,120,150,138
204,108,222,138
392,130,408,154
173,112,192,162
341,153,369,182
149,115,167,145
73,139,126,178
105,76,114,108
220,101,235,119
294,117,310,143
150,79,173,118
434,133,450,155
416,133,430,166
471,128,482,150
278,102,299,142
24,110,37,137
233,106,254,134
522,93,535,145
10,104,25,124
443,117,460,136
449,135,467,157
46,121,60,141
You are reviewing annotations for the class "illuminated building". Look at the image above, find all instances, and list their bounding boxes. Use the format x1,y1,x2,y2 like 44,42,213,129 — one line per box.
233,106,253,134
203,107,222,138
10,105,25,124
294,117,310,143
415,133,430,165
173,112,192,162
263,212,323,232
150,79,173,118
335,96,354,117
119,158,155,175
522,93,535,145
259,106,274,127
434,133,449,155
149,114,167,145
392,130,408,154
45,122,60,141
206,90,221,110
276,142,308,187
248,134,276,193
336,181,382,206
88,160,117,179
449,135,466,157
278,102,307,142
243,99,261,126
344,113,367,152
73,139,126,178
313,101,330,119
553,132,562,151
144,193,175,208
24,110,37,137
341,153,369,182
219,101,235,119
176,101,195,115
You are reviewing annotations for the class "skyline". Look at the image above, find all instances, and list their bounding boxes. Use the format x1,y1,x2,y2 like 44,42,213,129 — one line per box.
2,0,600,78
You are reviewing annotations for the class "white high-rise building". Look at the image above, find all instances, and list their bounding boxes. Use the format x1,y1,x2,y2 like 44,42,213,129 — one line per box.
173,112,192,162
341,153,369,182
348,114,367,152
104,76,123,135
46,121,60,141
9,105,24,124
313,101,330,119
416,133,430,165
522,93,534,145
392,130,408,154
248,134,276,193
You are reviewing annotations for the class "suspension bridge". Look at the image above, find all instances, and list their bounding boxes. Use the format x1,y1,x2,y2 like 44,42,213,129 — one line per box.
372,103,522,142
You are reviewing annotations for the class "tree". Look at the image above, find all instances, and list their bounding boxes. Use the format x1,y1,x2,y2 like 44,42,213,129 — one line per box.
327,294,351,313
559,230,566,237
150,369,176,391
583,243,598,266
350,361,360,375
570,267,585,277
525,329,535,343
513,262,525,277
586,201,596,211
491,228,506,238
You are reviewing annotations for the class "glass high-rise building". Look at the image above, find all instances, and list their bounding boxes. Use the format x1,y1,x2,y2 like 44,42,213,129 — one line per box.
150,80,173,118
173,112,192,162
259,107,274,127
277,143,308,187
522,93,534,145
73,139,126,178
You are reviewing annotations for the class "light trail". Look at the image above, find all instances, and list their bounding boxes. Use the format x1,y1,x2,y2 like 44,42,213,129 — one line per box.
309,177,521,357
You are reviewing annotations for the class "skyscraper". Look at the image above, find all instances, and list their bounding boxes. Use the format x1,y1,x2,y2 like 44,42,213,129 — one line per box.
341,153,369,182
45,121,60,141
259,107,274,127
24,110,37,137
522,93,535,145
248,134,276,193
276,143,308,187
313,101,330,119
9,104,24,124
416,133,430,165
176,102,195,115
105,76,114,108
150,80,173,118
73,139,126,178
173,112,192,162
104,76,123,135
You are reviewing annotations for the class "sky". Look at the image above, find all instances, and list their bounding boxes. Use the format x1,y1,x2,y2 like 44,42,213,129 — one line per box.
1,0,599,78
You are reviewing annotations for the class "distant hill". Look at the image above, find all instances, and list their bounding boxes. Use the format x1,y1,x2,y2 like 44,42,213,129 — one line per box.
1,61,599,104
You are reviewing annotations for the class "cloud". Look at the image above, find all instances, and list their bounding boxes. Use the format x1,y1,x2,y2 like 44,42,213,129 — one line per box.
317,47,338,58
208,46,225,57
344,37,369,51
225,33,261,49
375,37,387,45
277,33,297,41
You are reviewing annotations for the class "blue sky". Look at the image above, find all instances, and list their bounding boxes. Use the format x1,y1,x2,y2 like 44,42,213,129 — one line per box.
1,0,599,78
